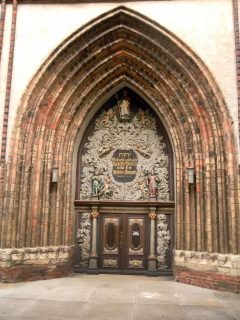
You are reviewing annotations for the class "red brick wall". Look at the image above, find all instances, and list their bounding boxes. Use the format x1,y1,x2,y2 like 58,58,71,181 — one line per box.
175,267,240,294
0,264,72,283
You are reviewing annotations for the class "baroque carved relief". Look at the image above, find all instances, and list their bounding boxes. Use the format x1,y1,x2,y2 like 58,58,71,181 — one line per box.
80,99,169,201
157,214,171,270
77,213,91,268
103,258,118,267
129,259,143,268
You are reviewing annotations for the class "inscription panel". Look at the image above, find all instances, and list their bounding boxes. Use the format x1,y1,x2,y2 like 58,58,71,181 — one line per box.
112,149,137,183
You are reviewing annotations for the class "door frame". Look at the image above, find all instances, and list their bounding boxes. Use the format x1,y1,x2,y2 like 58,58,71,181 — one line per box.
74,200,175,275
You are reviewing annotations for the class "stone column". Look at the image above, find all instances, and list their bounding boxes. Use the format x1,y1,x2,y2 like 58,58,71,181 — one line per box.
89,206,99,269
148,207,157,272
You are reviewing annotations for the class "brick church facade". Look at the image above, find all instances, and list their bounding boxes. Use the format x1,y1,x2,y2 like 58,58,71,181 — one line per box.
0,0,239,293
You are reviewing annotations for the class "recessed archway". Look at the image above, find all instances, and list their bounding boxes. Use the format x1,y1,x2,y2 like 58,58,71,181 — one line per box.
75,87,175,273
0,6,239,286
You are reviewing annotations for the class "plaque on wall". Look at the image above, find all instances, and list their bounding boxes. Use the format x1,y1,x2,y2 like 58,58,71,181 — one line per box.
79,91,169,201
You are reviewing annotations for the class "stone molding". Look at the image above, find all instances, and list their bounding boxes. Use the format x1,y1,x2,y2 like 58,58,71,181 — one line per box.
0,246,74,268
232,0,240,141
174,250,240,277
0,0,17,162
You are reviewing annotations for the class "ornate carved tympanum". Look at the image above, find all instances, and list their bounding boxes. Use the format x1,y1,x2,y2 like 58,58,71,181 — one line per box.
79,93,169,201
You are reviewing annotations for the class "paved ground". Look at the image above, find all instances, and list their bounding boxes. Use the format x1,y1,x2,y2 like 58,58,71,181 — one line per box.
0,274,239,320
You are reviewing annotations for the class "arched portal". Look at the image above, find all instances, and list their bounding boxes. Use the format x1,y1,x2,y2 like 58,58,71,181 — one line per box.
0,7,239,287
75,88,174,273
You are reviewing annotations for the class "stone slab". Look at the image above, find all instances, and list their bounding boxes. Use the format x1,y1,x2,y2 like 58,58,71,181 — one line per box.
0,274,239,320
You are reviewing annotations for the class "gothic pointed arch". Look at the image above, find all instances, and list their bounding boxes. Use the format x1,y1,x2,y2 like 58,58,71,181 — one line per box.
0,6,239,266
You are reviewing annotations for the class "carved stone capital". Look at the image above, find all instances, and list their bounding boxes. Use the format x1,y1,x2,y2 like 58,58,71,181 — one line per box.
91,211,99,219
149,212,157,220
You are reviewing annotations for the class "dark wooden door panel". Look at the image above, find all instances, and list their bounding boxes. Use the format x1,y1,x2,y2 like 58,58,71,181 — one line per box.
126,216,147,270
100,215,121,268
99,213,147,270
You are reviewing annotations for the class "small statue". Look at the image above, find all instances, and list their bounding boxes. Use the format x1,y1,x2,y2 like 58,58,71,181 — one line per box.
135,143,152,159
147,168,159,200
137,172,148,199
91,167,103,198
102,109,114,125
100,175,113,199
99,142,114,158
115,90,130,122
138,109,156,129
91,176,102,198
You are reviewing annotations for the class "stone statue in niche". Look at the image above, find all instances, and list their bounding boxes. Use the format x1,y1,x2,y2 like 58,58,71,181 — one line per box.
147,168,160,200
91,177,102,198
115,90,130,121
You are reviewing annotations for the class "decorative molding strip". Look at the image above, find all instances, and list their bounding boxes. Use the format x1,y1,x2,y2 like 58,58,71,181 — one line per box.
233,0,240,142
174,250,240,276
0,0,17,161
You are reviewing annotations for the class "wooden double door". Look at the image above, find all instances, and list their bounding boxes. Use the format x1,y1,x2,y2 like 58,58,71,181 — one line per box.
99,213,148,270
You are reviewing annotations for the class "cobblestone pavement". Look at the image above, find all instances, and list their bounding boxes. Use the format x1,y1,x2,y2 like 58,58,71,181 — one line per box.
0,274,239,320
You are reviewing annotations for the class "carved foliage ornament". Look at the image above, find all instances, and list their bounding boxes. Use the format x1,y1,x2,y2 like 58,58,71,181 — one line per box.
77,213,91,268
157,214,171,270
80,104,169,201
